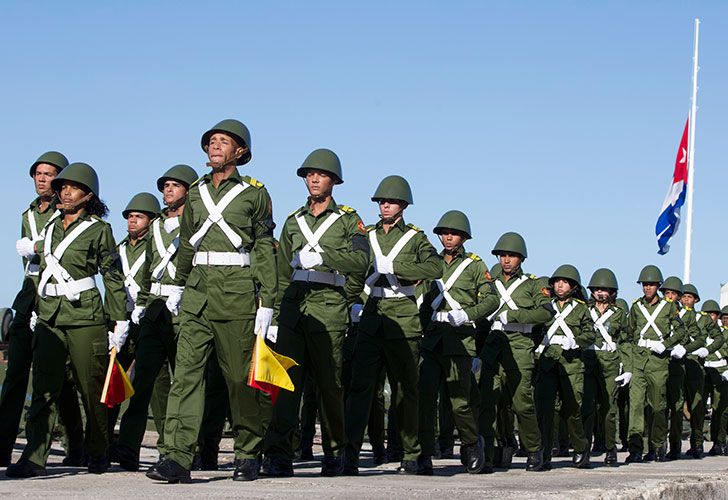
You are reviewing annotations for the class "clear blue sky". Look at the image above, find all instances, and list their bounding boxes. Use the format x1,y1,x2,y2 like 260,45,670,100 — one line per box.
2,1,727,308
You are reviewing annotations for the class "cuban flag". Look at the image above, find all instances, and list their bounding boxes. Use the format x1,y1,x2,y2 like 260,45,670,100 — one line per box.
655,118,689,255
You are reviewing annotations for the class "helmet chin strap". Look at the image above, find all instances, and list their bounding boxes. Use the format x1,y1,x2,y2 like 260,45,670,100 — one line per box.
438,234,462,255
166,194,187,211
128,226,149,241
378,206,405,225
206,149,245,170
57,192,93,213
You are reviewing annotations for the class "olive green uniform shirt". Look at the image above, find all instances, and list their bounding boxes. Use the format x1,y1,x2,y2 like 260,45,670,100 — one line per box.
174,170,277,319
276,198,369,332
627,297,687,371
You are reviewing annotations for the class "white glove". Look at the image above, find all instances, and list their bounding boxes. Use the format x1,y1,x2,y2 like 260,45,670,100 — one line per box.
29,311,38,331
350,304,363,324
131,306,145,325
671,344,687,359
561,337,578,351
615,372,632,387
649,340,666,354
374,255,394,275
722,371,728,382
16,237,36,258
255,307,274,338
471,358,482,374
447,309,469,327
497,311,509,324
108,320,130,352
163,216,180,233
692,347,709,358
165,285,184,316
298,250,323,269
266,325,278,343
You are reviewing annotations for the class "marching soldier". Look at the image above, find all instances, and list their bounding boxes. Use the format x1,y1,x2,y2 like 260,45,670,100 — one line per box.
146,120,277,483
478,232,552,472
343,175,442,475
534,265,594,470
615,297,631,451
659,277,705,460
111,165,198,471
624,265,686,464
107,192,161,436
417,210,498,474
581,268,630,466
0,152,84,467
680,284,711,459
263,149,369,476
6,163,127,477
705,305,728,455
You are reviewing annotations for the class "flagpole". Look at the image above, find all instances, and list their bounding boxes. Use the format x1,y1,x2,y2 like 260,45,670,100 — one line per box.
683,18,700,283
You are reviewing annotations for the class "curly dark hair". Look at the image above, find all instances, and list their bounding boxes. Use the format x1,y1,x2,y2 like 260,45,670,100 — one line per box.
85,195,109,218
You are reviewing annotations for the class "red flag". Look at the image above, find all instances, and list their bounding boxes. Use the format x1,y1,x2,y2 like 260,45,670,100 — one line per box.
100,348,135,408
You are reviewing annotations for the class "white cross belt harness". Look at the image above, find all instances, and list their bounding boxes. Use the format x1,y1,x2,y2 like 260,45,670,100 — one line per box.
189,181,251,267
151,218,179,280
487,275,529,330
38,220,98,301
363,228,418,298
587,307,616,352
25,209,61,276
431,257,473,322
536,300,576,354
636,300,667,348
290,209,346,287
119,242,146,311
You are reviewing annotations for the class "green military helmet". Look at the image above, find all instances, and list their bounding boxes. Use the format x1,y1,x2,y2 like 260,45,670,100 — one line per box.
30,151,69,177
200,119,252,165
682,283,700,302
491,232,527,259
296,148,343,184
615,298,630,315
123,192,161,219
701,300,721,314
549,264,582,287
660,276,683,294
721,306,728,316
51,162,100,196
637,265,663,284
433,210,472,239
588,268,619,290
371,175,414,205
157,164,199,192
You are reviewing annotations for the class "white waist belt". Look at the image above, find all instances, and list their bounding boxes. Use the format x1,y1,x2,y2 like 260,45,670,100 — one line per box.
705,359,728,368
150,283,179,297
292,269,345,287
43,276,97,298
369,285,415,298
193,251,250,267
637,339,663,349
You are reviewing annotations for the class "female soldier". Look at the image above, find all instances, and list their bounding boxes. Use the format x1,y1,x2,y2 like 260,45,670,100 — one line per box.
6,162,127,477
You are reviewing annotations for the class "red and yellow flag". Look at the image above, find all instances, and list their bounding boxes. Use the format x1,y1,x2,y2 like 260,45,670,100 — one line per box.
247,333,298,404
100,347,135,408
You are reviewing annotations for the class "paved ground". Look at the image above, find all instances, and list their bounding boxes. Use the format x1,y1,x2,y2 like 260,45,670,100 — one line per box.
2,435,728,499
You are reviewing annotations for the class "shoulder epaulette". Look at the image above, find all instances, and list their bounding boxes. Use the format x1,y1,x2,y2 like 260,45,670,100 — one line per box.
244,176,264,188
366,224,376,232
467,252,481,261
189,177,203,188
665,297,674,303
407,223,423,232
632,298,640,304
287,206,305,219
528,274,538,280
338,204,357,214
698,311,708,316
575,298,585,304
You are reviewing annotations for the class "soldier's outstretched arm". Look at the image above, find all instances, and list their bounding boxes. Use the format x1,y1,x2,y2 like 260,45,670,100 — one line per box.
706,322,724,354
393,234,442,281
320,212,369,276
251,188,277,308
464,261,499,322
99,224,127,322
507,280,552,325
663,303,687,349
135,236,154,309
682,314,707,352
173,197,195,286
